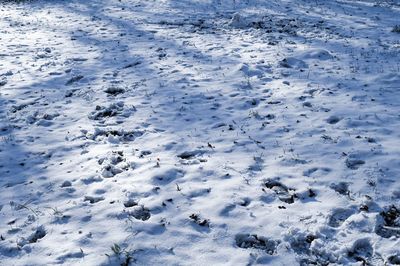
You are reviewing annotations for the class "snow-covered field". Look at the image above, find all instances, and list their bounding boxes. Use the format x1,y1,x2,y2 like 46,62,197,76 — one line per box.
0,0,400,265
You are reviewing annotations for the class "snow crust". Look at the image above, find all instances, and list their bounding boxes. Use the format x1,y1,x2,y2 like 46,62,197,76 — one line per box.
0,0,400,265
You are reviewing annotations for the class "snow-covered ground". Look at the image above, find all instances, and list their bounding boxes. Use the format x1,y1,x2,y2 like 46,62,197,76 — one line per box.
0,0,400,265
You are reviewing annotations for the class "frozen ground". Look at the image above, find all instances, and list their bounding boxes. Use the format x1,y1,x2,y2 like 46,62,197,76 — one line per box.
0,0,400,265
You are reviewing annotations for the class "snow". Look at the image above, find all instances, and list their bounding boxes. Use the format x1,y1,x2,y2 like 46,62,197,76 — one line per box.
0,0,400,265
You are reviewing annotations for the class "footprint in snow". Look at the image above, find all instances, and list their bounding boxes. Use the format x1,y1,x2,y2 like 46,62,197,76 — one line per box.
84,195,104,204
388,255,400,265
303,167,331,177
17,226,46,247
189,213,210,228
263,179,296,204
86,127,143,143
65,75,84,85
60,180,72,188
185,188,211,198
375,205,400,238
347,238,374,264
26,111,60,126
151,168,185,185
248,156,264,172
283,229,317,256
235,234,280,255
280,157,308,167
345,158,365,170
330,182,351,196
0,79,7,87
104,86,125,96
326,115,341,124
98,151,131,178
88,102,135,121
56,251,84,263
123,198,138,208
128,205,151,221
279,57,308,69
327,208,356,228
220,198,251,216
177,150,206,160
